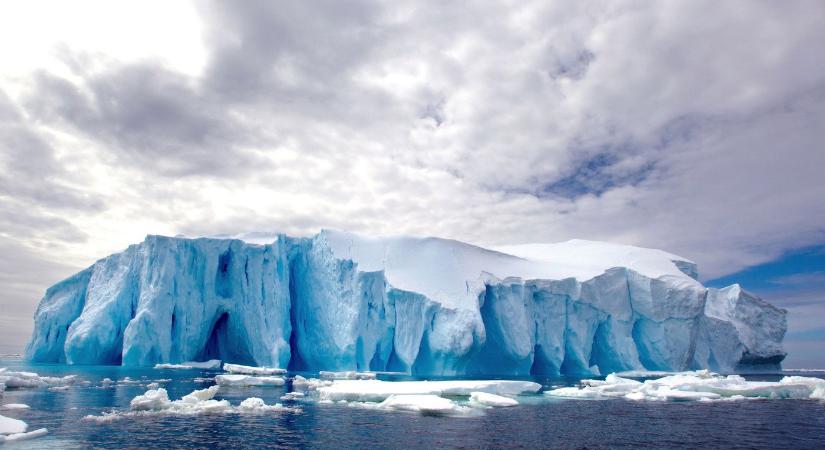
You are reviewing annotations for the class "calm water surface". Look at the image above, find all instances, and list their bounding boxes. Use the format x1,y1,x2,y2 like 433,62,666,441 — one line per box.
1,361,824,449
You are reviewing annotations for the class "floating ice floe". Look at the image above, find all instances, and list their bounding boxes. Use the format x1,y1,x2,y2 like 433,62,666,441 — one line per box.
0,370,77,389
374,395,470,416
0,413,48,443
0,404,30,410
469,392,519,407
215,374,286,387
84,386,299,422
291,375,331,391
154,360,222,370
0,428,49,443
223,363,286,375
545,370,825,402
317,379,541,402
318,371,377,380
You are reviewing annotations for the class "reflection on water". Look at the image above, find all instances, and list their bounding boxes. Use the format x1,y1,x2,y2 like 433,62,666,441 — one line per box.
1,362,824,449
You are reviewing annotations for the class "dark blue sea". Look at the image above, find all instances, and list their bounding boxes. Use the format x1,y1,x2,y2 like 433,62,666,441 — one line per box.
1,361,824,449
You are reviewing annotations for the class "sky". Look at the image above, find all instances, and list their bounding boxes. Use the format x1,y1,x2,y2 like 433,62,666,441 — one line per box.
0,1,823,366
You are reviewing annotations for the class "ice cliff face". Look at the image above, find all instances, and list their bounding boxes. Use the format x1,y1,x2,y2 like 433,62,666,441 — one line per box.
25,230,787,375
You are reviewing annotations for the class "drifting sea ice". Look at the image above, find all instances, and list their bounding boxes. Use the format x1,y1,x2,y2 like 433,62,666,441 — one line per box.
469,392,519,407
0,369,76,389
223,363,286,375
0,414,27,435
214,374,286,386
316,379,541,402
0,413,48,444
86,385,299,422
375,395,470,416
545,370,825,401
0,404,30,410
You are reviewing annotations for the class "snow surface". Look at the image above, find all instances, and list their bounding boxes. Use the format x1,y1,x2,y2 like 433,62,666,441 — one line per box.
223,363,286,375
26,230,787,376
0,414,27,434
545,370,825,401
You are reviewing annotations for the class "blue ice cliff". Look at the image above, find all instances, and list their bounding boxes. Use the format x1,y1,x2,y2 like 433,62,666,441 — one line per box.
25,230,787,375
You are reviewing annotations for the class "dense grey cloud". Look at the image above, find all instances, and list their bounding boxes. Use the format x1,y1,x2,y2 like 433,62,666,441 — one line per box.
1,0,824,358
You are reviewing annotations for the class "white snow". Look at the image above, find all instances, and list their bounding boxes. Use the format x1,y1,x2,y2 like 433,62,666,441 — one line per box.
317,379,541,402
469,392,519,407
323,230,698,308
154,360,222,370
223,363,286,375
0,428,48,443
291,375,331,391
85,386,299,421
546,370,825,402
0,370,76,389
215,374,286,387
376,394,467,416
0,414,27,434
0,404,30,410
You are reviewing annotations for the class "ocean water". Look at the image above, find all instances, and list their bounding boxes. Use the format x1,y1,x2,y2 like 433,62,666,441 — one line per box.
2,362,824,449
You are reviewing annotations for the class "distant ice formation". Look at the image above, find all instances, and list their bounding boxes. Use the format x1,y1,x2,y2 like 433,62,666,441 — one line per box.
26,230,787,376
545,369,825,401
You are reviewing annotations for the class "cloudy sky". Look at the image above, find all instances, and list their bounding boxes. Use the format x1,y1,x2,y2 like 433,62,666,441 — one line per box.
1,0,823,366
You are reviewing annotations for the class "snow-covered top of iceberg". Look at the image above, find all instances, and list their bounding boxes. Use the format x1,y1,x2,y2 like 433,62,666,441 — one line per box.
192,229,698,309
318,229,699,307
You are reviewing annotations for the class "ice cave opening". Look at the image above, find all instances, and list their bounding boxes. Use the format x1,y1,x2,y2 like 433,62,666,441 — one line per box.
197,312,255,365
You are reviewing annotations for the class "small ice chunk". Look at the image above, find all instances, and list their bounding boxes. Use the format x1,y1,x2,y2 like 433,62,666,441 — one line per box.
291,376,331,391
378,395,465,416
83,412,123,423
130,388,172,411
0,428,48,443
0,413,28,434
223,364,286,375
0,370,76,389
0,404,30,410
280,392,305,401
215,375,286,387
238,397,291,412
469,392,518,407
319,371,377,380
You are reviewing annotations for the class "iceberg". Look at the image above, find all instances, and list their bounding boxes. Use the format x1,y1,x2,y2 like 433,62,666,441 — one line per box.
25,230,787,376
